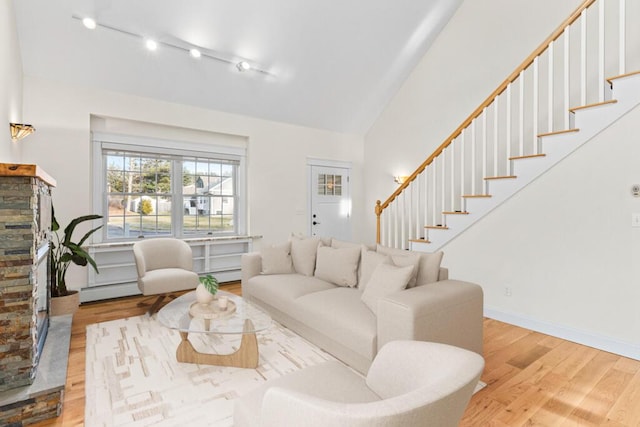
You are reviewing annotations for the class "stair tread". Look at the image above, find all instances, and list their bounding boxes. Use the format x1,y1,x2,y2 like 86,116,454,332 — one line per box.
607,70,640,84
570,99,617,113
509,154,546,161
409,238,431,244
484,175,517,180
537,128,579,138
442,211,469,215
462,194,492,198
425,225,449,229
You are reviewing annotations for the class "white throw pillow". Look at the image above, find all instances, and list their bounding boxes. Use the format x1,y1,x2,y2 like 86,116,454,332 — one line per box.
377,244,444,286
361,263,414,315
314,245,361,287
388,253,421,288
260,242,294,274
359,247,390,291
330,238,361,249
290,236,321,276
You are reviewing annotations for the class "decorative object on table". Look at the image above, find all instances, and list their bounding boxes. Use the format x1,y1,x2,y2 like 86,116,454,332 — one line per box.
49,206,102,316
218,295,229,310
195,274,219,306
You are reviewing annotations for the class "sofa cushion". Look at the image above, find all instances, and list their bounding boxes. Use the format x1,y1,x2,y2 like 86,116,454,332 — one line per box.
244,274,335,314
377,244,444,286
359,248,390,291
314,245,361,287
361,263,414,315
295,287,377,360
261,242,294,274
290,236,321,276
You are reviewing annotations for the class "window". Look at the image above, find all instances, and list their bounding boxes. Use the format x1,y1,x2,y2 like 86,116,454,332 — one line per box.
94,134,245,242
182,158,237,235
317,173,342,196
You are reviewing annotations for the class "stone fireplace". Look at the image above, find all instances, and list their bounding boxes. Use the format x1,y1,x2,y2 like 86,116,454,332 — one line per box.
0,164,70,425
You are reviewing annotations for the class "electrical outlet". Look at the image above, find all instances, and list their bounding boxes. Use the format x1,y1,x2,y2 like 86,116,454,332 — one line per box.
504,287,512,297
633,213,640,227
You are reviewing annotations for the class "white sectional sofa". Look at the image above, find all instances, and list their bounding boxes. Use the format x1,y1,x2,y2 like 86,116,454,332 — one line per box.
241,236,483,374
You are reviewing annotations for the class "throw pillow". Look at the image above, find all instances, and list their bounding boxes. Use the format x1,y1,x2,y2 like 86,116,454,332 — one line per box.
388,253,421,288
376,244,444,286
260,242,294,274
361,263,414,315
330,238,361,249
359,247,390,291
314,245,361,287
290,236,321,276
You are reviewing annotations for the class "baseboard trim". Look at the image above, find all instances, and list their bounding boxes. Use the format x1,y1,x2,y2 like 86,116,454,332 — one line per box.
484,306,640,361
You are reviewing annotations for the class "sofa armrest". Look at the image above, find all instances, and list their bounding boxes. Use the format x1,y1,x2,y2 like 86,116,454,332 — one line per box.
377,280,483,356
438,267,448,281
241,252,262,285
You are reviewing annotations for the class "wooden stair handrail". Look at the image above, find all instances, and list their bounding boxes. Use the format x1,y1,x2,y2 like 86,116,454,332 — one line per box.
375,0,596,242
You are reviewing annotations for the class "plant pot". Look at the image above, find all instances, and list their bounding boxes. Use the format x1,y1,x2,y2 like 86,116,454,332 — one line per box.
195,283,215,306
50,290,80,316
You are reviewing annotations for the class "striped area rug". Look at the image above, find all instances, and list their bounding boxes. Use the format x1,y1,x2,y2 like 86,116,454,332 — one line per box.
85,316,337,426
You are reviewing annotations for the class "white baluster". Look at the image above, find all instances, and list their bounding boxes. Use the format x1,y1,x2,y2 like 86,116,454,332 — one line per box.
432,158,437,226
424,167,429,232
533,56,539,154
548,41,554,132
472,119,477,195
519,71,525,156
506,84,512,173
482,108,488,195
441,149,446,225
564,26,570,129
450,140,455,211
620,0,626,74
460,130,466,200
494,98,499,177
401,191,406,249
598,0,605,102
581,9,587,106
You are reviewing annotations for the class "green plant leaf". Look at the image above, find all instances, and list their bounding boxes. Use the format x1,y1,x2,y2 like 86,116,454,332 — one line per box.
62,214,102,246
51,206,60,232
78,225,103,246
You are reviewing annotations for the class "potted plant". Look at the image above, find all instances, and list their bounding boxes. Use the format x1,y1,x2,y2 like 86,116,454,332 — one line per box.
49,207,102,315
195,274,219,306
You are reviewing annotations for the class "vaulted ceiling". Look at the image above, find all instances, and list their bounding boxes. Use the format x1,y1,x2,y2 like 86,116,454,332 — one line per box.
12,0,462,134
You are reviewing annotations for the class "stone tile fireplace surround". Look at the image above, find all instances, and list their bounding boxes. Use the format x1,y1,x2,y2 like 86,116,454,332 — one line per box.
0,164,72,425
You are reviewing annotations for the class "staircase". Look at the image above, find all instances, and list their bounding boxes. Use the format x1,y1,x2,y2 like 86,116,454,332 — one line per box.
375,0,640,251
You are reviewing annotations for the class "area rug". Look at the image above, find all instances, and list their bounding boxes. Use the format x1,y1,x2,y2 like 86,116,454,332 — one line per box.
85,315,337,426
85,315,486,426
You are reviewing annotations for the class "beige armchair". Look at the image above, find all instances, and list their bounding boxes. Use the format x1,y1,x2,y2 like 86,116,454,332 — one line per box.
234,340,484,427
132,238,199,314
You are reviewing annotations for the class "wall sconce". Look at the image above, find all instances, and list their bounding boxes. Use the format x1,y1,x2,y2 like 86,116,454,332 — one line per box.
10,123,36,141
394,176,409,185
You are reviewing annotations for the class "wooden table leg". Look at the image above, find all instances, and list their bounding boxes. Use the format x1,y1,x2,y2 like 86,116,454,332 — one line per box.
176,319,259,368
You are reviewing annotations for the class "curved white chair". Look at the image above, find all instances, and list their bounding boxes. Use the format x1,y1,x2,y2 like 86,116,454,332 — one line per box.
132,238,199,314
234,340,484,427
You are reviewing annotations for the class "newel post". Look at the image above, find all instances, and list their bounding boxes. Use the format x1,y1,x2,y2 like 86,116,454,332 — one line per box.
375,200,382,244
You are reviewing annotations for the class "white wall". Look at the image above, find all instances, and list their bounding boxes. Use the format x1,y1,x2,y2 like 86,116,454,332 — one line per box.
21,76,364,289
365,0,640,357
0,0,24,162
443,106,640,358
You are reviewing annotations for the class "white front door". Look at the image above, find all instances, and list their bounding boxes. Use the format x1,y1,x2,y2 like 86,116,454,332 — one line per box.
310,165,351,241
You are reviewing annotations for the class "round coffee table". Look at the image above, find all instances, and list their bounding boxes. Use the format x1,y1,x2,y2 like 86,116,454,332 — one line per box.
157,290,271,368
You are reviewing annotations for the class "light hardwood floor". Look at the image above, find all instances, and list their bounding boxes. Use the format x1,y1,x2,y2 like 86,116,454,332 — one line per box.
32,282,640,426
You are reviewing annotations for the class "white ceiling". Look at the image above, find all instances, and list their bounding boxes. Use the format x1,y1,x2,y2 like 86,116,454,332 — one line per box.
12,0,462,134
